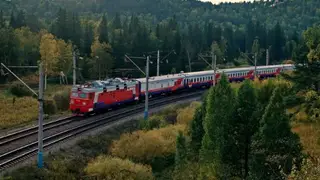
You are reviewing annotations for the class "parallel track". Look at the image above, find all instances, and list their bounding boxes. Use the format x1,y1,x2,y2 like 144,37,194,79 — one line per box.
0,91,203,170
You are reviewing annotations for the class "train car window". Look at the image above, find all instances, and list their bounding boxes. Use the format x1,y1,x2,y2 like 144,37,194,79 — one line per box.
79,93,87,99
71,92,78,97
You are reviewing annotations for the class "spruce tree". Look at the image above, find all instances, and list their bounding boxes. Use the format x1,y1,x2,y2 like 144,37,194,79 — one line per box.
70,13,82,49
234,80,258,178
249,88,303,180
98,14,109,43
175,131,187,169
199,74,237,179
9,11,16,28
0,10,5,28
189,105,205,157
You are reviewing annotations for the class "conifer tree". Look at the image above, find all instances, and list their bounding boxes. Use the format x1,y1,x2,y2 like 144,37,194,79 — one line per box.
199,74,237,179
9,11,16,28
70,13,82,49
175,131,187,169
15,10,26,28
189,105,205,157
98,14,109,43
0,10,5,28
249,87,303,180
234,80,258,178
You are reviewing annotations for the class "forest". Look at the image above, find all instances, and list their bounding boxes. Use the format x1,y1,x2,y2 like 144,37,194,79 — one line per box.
1,0,319,81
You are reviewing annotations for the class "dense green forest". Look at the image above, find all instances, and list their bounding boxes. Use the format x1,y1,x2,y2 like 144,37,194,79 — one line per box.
0,0,319,80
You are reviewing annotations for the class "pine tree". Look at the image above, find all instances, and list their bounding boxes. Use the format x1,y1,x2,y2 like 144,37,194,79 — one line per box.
70,13,82,49
249,88,303,180
189,104,205,157
53,8,68,41
112,13,121,29
82,22,94,55
15,10,26,28
0,10,5,28
199,74,237,179
286,26,320,93
98,14,109,43
9,11,16,28
234,80,258,178
175,131,187,169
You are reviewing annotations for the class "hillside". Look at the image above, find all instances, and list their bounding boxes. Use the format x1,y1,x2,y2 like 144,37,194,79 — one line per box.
1,0,319,34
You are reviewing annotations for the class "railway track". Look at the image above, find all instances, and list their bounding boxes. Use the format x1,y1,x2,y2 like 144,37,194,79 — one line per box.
0,91,203,171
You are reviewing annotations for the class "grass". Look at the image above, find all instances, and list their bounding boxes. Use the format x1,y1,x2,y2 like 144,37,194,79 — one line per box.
0,84,71,130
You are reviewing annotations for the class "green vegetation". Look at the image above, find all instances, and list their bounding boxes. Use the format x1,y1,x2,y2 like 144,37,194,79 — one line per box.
1,0,319,80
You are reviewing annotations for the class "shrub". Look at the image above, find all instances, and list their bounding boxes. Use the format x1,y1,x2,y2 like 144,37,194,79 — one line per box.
9,82,33,97
110,125,186,162
53,90,70,111
176,102,200,125
44,99,57,115
284,95,303,107
85,156,154,180
139,115,167,130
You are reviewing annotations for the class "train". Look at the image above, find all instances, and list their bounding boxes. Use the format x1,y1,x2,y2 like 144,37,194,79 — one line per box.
69,64,294,116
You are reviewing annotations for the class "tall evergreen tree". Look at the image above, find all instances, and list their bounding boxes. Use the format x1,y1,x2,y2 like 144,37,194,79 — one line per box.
112,12,122,29
0,10,5,28
249,88,303,180
234,80,258,178
9,11,16,28
53,8,68,41
15,10,26,28
70,13,82,49
270,22,286,63
175,131,187,168
98,14,109,43
200,74,237,179
286,26,320,93
82,22,94,55
189,103,205,157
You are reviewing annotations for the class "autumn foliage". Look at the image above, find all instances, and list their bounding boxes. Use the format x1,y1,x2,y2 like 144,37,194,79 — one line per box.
110,124,186,162
85,156,154,180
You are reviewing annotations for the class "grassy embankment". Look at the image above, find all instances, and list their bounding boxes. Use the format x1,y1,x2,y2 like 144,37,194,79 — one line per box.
1,102,197,179
0,82,71,130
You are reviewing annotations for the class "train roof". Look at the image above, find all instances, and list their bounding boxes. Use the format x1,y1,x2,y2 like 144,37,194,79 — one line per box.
136,73,187,83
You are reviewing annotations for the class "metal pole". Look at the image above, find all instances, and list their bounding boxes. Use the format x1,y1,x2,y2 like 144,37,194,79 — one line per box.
211,52,214,70
144,56,149,120
213,55,217,87
254,53,257,79
124,55,146,76
157,50,160,76
266,48,269,66
0,63,38,96
187,50,192,72
37,62,44,168
73,50,76,85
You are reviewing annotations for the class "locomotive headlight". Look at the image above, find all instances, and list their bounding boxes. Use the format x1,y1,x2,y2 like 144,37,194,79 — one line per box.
82,102,87,106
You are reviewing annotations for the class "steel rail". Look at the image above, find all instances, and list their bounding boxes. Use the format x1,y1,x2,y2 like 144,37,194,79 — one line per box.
0,91,203,170
0,93,174,146
0,117,77,146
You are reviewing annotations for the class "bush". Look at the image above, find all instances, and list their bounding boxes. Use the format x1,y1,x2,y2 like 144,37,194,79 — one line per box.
139,115,167,130
110,125,186,162
53,90,70,111
176,102,200,125
44,99,57,115
85,156,154,180
284,95,303,107
9,82,33,97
